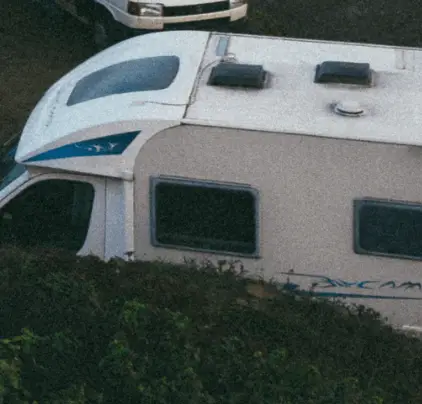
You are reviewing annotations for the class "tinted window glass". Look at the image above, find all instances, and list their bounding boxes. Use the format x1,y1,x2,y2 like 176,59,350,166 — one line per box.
151,179,258,255
354,199,422,260
0,179,94,251
67,56,180,106
0,142,26,192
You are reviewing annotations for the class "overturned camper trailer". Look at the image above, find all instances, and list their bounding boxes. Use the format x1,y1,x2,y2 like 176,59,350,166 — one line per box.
1,30,422,332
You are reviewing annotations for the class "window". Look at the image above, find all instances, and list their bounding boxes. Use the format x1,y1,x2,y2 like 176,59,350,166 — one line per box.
354,198,422,260
67,56,180,106
150,177,259,255
0,179,95,251
0,141,26,192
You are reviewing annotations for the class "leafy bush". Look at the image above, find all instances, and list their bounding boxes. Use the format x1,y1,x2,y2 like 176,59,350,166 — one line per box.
1,247,422,403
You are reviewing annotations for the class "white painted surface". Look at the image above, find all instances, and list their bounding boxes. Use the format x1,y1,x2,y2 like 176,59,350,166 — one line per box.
104,178,128,260
17,119,182,179
103,0,246,30
16,31,210,162
186,32,422,146
77,176,107,259
18,30,422,181
116,0,236,6
112,5,247,29
133,124,422,329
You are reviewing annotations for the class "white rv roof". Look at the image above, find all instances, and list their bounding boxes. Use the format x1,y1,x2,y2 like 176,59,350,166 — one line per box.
15,30,422,178
15,30,210,175
185,32,422,147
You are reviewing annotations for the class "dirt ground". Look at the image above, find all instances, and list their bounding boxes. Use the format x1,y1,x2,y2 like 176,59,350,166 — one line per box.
1,0,422,145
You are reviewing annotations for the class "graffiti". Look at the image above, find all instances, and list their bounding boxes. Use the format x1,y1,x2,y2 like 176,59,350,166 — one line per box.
276,271,422,300
379,281,422,291
304,277,422,291
183,259,422,301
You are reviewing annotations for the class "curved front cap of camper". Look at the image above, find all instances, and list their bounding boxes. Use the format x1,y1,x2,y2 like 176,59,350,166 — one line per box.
14,30,211,178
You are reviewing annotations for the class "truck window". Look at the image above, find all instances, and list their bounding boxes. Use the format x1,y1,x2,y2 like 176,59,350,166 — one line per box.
354,198,422,260
0,179,95,251
150,178,259,255
0,143,26,192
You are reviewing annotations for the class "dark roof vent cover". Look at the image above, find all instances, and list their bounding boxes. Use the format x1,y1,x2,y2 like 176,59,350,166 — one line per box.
208,62,266,89
314,61,372,85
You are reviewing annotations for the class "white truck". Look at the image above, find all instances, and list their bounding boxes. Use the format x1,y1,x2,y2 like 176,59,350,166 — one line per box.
34,0,248,48
2,30,422,334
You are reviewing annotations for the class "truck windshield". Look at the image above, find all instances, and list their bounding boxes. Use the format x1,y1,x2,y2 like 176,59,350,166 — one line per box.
0,142,26,192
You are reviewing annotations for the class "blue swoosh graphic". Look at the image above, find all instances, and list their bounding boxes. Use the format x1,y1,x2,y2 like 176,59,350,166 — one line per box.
24,131,140,162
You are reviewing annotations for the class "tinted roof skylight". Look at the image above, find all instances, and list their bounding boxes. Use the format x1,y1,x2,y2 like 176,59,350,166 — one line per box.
67,56,180,106
314,61,372,85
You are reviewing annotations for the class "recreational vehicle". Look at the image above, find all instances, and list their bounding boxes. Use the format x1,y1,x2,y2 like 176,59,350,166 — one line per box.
1,30,422,333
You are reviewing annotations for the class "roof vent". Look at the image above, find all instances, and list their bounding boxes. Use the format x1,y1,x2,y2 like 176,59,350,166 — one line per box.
315,61,372,85
333,100,365,117
208,62,267,89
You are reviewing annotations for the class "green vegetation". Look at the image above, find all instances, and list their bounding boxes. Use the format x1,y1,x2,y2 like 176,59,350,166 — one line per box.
2,247,422,403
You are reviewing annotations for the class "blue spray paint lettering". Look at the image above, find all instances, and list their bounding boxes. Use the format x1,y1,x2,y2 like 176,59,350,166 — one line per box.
277,272,422,300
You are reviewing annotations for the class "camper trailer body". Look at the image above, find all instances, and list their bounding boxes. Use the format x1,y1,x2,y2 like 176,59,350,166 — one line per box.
2,31,422,332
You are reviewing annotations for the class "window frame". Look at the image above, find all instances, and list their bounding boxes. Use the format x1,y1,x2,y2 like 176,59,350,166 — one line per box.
149,176,260,257
0,172,106,257
353,197,422,261
66,55,180,107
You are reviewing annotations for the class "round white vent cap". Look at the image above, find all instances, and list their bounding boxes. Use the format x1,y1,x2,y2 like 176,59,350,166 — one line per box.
334,100,365,117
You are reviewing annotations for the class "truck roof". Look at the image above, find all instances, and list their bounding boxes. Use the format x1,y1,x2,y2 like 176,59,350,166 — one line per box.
15,30,422,178
185,32,422,146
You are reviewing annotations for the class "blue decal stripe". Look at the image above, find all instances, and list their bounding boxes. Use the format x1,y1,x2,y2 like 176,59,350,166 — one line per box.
278,272,422,299
24,131,140,162
292,290,422,300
